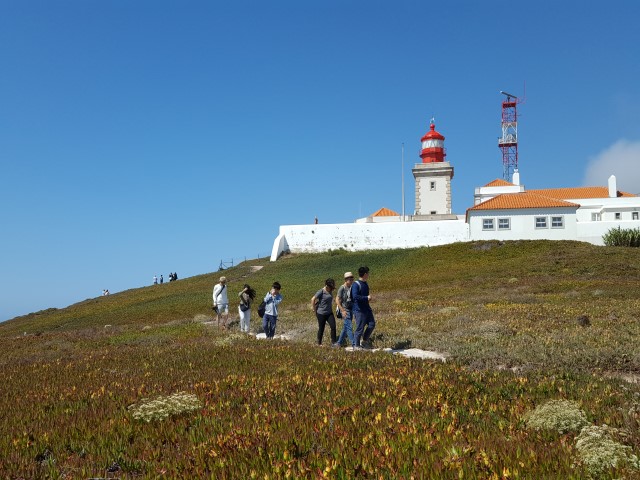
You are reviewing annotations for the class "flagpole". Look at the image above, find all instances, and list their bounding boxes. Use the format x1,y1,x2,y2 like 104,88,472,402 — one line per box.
401,142,405,221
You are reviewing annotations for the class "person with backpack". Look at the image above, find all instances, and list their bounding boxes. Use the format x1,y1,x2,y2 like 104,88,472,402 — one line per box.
262,282,283,339
334,272,355,348
212,276,229,329
311,278,337,346
352,266,375,349
238,284,256,334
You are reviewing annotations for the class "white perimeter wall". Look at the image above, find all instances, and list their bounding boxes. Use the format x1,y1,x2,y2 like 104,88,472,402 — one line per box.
576,221,633,245
568,197,640,245
271,220,469,261
271,198,640,261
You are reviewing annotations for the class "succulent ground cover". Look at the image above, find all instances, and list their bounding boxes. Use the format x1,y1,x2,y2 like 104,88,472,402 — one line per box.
2,240,640,478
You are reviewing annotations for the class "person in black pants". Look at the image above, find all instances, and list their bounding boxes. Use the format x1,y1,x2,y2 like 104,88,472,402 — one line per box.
311,278,337,345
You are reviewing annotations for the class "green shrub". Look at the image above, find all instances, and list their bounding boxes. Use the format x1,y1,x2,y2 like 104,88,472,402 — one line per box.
524,399,589,434
575,425,639,478
603,226,640,247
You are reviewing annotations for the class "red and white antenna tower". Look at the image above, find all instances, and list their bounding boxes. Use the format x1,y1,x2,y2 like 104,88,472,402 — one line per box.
498,90,522,181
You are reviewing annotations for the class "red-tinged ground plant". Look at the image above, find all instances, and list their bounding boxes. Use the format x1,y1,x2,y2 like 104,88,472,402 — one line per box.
3,242,640,477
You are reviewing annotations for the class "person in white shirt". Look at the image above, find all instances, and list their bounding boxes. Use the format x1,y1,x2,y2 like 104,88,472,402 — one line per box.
212,276,230,328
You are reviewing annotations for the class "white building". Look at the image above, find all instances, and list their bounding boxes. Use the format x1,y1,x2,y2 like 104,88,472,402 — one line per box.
467,174,638,245
270,122,639,261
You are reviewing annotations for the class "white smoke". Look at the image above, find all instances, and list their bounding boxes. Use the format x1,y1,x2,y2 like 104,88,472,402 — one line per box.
583,140,640,194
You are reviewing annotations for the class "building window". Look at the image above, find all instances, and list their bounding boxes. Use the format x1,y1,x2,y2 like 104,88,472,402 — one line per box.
483,218,495,230
430,181,436,191
633,212,639,220
551,216,564,228
430,211,437,215
498,218,510,230
615,212,621,220
592,212,601,221
535,217,548,228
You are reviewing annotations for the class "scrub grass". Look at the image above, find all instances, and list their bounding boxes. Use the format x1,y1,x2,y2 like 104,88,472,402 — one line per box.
3,240,640,478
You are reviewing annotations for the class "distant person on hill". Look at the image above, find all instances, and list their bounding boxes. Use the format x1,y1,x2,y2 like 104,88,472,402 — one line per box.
160,274,164,284
213,276,229,328
311,278,337,346
352,266,375,349
238,284,256,333
334,272,355,348
262,282,283,339
153,275,158,285
174,272,178,280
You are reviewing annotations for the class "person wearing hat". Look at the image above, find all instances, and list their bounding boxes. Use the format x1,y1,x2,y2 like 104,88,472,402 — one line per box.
334,272,355,348
213,276,229,328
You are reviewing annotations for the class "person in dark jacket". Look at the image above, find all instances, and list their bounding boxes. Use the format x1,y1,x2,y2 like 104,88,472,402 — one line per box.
351,266,375,349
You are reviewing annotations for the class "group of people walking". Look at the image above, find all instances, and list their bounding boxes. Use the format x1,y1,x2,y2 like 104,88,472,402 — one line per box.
211,265,375,350
153,272,178,285
311,266,375,349
212,276,283,338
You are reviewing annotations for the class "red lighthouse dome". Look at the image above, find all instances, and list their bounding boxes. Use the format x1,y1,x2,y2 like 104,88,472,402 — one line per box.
420,120,446,163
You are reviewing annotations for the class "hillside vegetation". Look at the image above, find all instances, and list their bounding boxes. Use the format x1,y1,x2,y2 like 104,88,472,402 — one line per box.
2,240,640,478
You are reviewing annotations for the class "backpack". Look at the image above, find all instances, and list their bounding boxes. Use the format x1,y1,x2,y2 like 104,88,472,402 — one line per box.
339,283,354,310
257,300,267,318
344,284,353,310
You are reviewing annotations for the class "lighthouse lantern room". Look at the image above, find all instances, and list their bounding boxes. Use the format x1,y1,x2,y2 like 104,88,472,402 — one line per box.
420,121,446,163
412,119,455,218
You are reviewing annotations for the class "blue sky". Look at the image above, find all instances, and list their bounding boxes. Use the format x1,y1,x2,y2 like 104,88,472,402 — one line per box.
1,1,639,321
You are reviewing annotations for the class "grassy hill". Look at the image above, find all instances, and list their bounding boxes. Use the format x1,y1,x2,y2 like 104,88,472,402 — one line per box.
2,241,640,478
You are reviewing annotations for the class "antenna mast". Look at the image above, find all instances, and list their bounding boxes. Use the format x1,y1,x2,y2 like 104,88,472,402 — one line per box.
498,91,521,181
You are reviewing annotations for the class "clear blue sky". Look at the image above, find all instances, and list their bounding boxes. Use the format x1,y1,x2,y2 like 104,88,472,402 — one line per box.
2,1,639,321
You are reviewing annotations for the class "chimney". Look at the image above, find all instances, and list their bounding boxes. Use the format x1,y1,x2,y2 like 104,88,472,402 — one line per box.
512,169,520,186
608,175,617,198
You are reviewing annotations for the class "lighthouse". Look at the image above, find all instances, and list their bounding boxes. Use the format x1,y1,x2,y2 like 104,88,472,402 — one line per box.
412,119,455,218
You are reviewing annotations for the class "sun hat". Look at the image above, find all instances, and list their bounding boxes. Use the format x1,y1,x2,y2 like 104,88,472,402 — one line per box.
220,276,227,282
344,272,354,279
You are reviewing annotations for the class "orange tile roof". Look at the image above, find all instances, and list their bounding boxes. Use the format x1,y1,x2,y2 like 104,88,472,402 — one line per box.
468,192,580,211
483,179,515,187
371,207,400,217
528,186,636,199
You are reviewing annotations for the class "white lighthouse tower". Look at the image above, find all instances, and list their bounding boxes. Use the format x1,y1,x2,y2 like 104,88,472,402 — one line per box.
412,119,455,218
